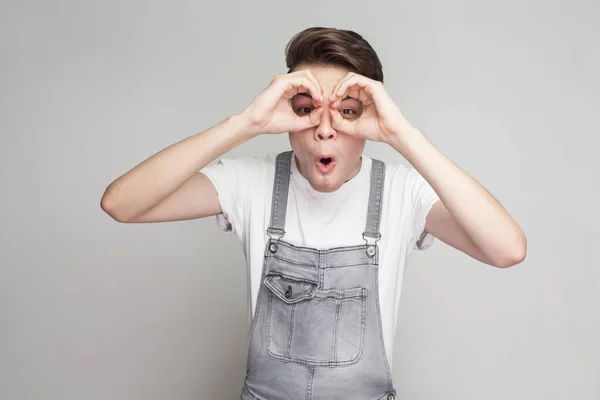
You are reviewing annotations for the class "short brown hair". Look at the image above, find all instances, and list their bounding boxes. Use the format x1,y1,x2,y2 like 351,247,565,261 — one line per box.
285,27,384,83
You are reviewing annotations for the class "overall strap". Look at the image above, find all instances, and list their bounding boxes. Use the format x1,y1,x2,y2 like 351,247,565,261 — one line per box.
363,158,385,254
267,151,293,240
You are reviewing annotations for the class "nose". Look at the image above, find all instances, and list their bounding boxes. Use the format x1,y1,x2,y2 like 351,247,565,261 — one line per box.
314,103,337,141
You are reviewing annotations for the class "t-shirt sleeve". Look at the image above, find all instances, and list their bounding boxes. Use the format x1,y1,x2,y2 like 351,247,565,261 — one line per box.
406,166,440,250
200,155,264,237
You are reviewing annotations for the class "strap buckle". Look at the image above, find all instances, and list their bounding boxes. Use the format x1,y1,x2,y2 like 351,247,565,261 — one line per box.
267,227,286,240
363,232,381,258
362,232,382,246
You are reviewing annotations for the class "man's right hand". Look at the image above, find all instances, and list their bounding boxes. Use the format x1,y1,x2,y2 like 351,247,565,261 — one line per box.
101,70,325,224
240,70,324,136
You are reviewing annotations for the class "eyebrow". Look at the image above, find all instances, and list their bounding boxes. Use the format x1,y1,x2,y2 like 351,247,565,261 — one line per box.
295,93,313,99
295,93,353,101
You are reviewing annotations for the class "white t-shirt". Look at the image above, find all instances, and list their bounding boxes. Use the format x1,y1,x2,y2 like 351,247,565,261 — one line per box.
201,151,439,368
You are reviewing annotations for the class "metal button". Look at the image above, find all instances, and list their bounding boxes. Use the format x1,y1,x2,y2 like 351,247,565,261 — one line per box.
366,246,376,257
387,394,395,400
285,285,292,299
269,243,278,253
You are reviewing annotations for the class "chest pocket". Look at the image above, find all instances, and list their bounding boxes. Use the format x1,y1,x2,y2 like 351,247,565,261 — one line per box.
264,273,367,367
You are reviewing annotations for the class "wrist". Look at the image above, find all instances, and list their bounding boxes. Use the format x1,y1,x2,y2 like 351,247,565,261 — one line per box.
388,127,442,172
385,124,421,146
229,112,262,140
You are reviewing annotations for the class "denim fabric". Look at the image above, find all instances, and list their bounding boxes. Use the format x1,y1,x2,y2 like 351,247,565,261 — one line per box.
241,151,396,400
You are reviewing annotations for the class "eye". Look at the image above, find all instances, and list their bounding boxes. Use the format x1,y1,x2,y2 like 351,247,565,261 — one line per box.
294,106,314,116
340,108,360,120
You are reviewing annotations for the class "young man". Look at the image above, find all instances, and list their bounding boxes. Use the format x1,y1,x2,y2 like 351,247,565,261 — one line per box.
101,27,526,400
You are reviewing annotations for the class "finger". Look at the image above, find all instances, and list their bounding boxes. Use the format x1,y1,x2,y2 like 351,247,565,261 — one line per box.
331,83,367,110
308,105,324,126
335,82,381,111
338,84,370,108
330,74,376,106
329,72,355,103
279,76,322,104
286,70,323,105
329,108,355,136
331,74,368,103
301,70,324,105
290,106,323,132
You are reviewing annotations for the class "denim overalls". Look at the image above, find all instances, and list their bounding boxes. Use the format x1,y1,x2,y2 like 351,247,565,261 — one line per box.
241,151,397,400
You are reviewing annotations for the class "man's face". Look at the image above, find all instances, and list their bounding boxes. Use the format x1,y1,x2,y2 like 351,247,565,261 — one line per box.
288,64,366,193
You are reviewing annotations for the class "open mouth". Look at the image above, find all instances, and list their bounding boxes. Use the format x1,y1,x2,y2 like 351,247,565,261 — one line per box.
316,155,336,173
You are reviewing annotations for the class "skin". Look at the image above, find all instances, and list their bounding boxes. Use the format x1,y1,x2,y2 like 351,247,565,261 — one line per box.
287,65,366,193
101,63,527,268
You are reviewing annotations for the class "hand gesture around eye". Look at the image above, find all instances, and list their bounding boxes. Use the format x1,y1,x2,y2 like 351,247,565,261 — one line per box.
241,70,324,136
328,72,413,143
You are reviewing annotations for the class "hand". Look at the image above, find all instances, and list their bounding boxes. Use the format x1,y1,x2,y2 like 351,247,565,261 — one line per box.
240,70,324,136
328,72,414,143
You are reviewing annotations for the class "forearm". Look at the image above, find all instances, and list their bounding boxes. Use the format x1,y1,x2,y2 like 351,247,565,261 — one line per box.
387,127,527,264
101,114,254,221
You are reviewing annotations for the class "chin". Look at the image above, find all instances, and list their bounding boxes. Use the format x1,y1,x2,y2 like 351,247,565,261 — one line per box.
307,174,343,193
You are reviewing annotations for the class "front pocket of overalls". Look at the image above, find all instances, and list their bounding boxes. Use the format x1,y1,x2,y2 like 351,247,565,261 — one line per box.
264,274,367,367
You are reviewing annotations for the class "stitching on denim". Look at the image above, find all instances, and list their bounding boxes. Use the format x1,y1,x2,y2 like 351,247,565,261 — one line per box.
373,268,394,388
265,273,317,285
267,254,317,268
270,155,281,229
306,367,314,400
266,293,367,367
330,298,342,367
269,151,292,235
325,244,373,253
319,252,325,288
313,287,366,300
374,161,384,234
266,290,273,359
274,239,373,255
365,159,384,238
272,239,321,254
318,262,324,291
264,279,315,304
246,256,270,364
375,160,385,235
286,303,295,358
274,153,285,229
355,287,367,366
323,261,377,269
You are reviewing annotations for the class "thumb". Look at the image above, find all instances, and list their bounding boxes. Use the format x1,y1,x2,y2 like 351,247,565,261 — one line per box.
329,108,354,136
290,107,323,132
308,106,324,127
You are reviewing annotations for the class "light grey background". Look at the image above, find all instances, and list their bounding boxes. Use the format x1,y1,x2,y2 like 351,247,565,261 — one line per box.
1,0,599,399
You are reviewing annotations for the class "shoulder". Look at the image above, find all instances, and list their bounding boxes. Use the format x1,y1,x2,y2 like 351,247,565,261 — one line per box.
202,151,278,180
215,151,278,169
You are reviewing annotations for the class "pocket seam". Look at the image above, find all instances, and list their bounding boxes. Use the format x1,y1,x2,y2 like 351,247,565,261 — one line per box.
264,275,317,304
266,288,367,367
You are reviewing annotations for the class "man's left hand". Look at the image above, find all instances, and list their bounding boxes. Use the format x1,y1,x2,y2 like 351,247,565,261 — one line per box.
328,72,414,143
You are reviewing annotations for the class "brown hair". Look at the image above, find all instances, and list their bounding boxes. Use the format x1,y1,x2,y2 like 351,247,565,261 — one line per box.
285,27,384,83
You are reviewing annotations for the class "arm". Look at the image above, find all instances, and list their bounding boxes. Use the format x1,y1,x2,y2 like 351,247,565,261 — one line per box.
327,73,527,268
101,70,324,223
388,129,527,268
100,115,253,223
